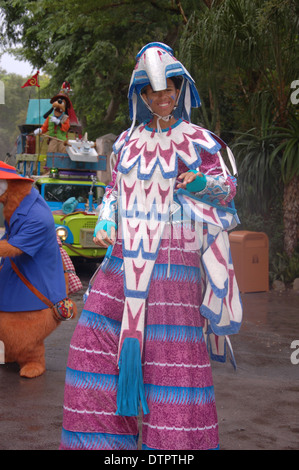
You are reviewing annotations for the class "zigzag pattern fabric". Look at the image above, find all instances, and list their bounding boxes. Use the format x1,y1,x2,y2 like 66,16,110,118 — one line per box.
114,121,226,386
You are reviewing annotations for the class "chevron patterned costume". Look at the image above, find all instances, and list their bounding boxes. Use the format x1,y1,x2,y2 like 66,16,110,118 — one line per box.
60,43,242,450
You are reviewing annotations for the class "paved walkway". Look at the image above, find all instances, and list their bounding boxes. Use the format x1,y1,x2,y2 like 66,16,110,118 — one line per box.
0,270,298,450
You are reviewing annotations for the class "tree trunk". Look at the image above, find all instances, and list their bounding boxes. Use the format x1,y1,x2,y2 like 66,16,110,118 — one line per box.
104,97,120,124
283,174,299,257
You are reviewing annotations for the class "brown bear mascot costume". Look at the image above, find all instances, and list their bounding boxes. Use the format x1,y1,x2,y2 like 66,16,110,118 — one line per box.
0,162,77,378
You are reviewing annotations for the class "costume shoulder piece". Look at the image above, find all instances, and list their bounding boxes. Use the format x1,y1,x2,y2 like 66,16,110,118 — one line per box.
113,120,225,180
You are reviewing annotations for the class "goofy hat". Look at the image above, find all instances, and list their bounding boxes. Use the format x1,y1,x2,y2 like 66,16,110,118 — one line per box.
127,42,201,136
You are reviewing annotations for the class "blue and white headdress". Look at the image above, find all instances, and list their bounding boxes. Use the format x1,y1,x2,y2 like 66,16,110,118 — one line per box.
127,42,201,136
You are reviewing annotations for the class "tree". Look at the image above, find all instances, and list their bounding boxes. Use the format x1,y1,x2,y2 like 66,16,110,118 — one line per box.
0,0,190,138
269,113,299,257
179,0,299,256
1,0,298,256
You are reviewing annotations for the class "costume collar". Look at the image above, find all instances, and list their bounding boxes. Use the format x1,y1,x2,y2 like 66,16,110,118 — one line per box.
115,120,222,180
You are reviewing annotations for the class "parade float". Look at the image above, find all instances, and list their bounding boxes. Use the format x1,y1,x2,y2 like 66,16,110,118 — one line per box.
15,79,108,261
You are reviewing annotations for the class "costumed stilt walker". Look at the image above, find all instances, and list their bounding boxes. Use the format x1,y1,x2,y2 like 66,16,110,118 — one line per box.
60,42,242,450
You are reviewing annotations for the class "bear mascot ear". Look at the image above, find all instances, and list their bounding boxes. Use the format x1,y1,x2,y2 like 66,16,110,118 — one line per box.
43,108,54,119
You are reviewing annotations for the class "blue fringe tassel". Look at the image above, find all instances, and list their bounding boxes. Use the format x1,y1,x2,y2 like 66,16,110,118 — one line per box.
116,337,149,417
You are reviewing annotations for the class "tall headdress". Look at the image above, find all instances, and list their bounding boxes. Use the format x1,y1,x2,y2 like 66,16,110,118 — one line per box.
127,42,201,136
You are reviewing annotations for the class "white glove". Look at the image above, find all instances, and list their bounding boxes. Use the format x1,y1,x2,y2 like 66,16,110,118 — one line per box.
34,128,42,135
50,116,60,125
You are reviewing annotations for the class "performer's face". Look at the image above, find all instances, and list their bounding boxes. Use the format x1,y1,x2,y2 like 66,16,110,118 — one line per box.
143,78,179,117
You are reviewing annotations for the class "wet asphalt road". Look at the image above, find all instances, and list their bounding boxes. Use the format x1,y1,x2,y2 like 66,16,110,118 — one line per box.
0,260,298,451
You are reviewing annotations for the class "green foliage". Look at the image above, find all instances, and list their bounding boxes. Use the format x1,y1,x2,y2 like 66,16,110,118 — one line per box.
179,0,299,136
179,0,299,262
268,113,299,184
231,91,280,213
0,0,299,272
0,0,189,139
270,250,299,284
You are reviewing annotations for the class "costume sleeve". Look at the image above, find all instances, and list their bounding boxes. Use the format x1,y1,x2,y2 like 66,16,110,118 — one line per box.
190,150,237,206
61,116,70,132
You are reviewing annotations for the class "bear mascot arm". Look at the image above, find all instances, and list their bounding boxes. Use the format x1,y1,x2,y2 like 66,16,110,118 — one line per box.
0,239,23,258
0,179,30,258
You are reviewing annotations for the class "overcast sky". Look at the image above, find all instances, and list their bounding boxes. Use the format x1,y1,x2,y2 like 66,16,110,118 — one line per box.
0,52,34,77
